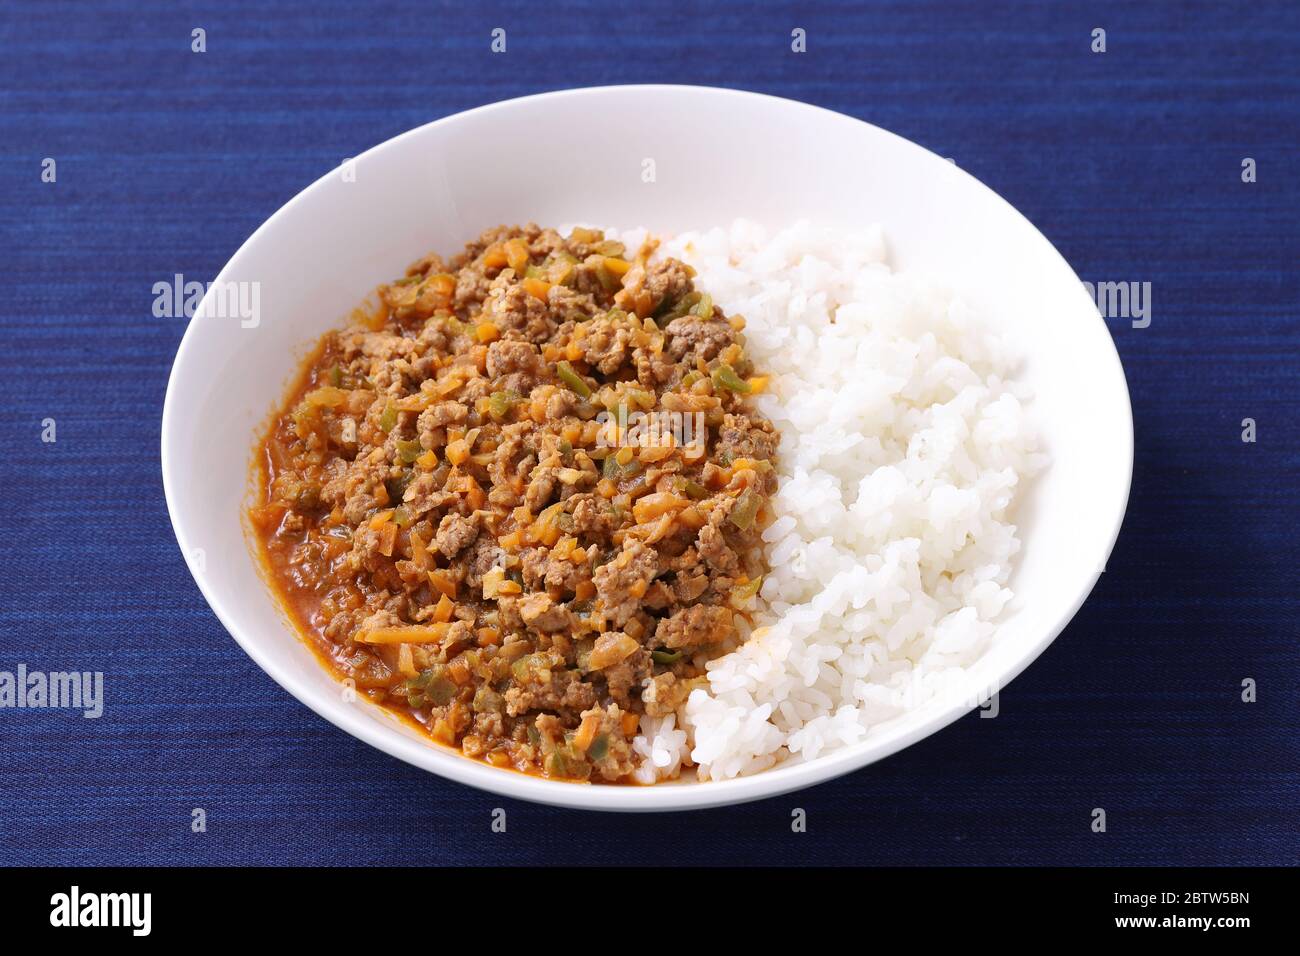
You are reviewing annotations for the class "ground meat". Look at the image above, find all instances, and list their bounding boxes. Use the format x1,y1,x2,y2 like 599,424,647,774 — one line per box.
402,471,456,518
523,468,557,512
417,401,467,448
696,512,741,576
654,604,734,651
578,704,639,781
641,671,694,718
485,339,542,392
483,282,556,343
519,546,591,595
593,540,659,627
601,647,652,706
252,223,777,784
615,257,693,316
323,459,390,525
544,387,578,420
665,314,733,363
569,493,618,537
716,412,780,463
433,512,479,558
464,535,504,589
504,668,598,717
578,310,639,375
519,592,570,632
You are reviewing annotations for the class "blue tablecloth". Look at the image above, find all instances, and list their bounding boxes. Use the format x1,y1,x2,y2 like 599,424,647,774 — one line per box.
2,0,1296,866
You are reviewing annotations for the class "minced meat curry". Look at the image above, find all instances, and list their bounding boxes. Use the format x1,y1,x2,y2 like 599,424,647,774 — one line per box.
251,224,778,782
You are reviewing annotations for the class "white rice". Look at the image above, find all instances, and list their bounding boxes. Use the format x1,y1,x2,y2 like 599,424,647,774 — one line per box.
622,220,1044,783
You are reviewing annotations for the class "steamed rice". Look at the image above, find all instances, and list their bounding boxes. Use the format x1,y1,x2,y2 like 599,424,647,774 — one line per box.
626,220,1044,782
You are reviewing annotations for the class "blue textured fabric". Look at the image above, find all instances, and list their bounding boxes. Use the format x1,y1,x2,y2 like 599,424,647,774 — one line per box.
1,0,1296,866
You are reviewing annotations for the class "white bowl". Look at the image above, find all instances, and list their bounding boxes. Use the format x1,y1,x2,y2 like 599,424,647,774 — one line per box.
161,85,1132,812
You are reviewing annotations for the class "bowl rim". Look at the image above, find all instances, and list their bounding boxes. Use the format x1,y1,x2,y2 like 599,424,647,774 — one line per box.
160,83,1134,812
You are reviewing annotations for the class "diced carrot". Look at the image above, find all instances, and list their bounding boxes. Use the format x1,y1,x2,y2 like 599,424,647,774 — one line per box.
354,623,450,645
482,243,508,269
364,301,388,331
409,531,431,571
480,567,506,598
564,342,583,362
638,441,676,463
476,321,500,343
476,627,502,647
498,530,522,552
303,386,349,408
396,643,418,678
447,656,471,686
446,439,470,466
620,711,641,736
430,717,455,745
632,492,687,524
746,375,769,393
428,570,457,599
522,277,551,301
369,509,395,529
602,256,631,276
432,593,455,624
465,476,486,511
573,713,601,753
377,522,398,557
503,238,530,272
249,502,287,531
416,449,438,470
676,506,706,530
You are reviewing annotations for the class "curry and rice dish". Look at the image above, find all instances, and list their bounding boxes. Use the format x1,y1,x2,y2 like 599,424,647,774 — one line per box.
251,225,779,783
252,219,1043,786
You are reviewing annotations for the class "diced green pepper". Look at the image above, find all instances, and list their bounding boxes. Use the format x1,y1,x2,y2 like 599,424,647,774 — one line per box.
378,403,398,432
556,361,591,398
728,488,760,531
711,363,751,393
396,439,422,464
426,675,456,706
488,389,521,420
682,479,710,500
651,649,683,665
594,263,621,293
